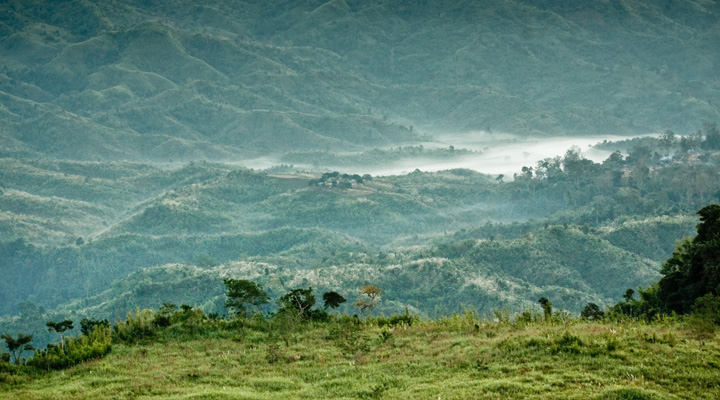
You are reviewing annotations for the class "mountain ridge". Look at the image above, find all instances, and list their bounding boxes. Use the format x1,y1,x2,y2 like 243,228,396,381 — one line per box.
1,0,719,161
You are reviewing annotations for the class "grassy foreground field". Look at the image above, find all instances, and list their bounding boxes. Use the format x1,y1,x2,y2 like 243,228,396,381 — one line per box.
3,314,719,400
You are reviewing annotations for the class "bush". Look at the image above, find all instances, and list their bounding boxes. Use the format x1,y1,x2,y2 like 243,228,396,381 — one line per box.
552,331,583,354
686,315,716,339
113,309,156,342
692,293,720,324
28,325,112,370
308,309,329,322
376,309,417,327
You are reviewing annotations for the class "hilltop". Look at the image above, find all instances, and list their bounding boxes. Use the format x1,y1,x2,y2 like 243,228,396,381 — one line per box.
3,309,720,399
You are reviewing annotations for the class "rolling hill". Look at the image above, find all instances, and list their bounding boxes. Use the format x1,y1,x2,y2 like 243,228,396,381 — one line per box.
1,0,719,161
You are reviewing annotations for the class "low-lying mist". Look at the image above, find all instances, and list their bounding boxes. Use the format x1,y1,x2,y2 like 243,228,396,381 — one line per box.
239,132,654,178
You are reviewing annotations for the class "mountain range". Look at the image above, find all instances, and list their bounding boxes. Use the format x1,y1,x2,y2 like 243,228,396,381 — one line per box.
1,0,719,161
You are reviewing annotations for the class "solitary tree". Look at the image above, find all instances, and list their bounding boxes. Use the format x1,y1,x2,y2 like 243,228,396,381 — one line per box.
580,303,605,321
1,333,34,364
322,291,347,310
275,287,317,345
354,285,382,315
46,320,74,351
223,278,269,317
279,287,316,319
538,297,553,322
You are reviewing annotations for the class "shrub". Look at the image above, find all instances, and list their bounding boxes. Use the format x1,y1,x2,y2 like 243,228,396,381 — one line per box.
376,308,416,327
692,293,720,324
28,325,112,370
552,331,583,354
113,309,156,342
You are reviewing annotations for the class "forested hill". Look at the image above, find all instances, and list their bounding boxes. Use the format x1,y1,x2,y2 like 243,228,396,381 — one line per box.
1,0,719,161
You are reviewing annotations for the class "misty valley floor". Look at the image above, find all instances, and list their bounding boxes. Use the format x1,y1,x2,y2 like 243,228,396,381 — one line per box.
4,318,719,400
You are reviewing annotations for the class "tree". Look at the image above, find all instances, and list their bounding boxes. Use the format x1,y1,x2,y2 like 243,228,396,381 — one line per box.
46,320,74,351
659,129,676,153
354,285,382,315
580,303,604,321
538,297,552,322
657,204,720,314
275,287,318,344
623,288,635,303
278,287,316,319
1,333,33,364
80,318,110,336
322,291,346,310
223,279,269,317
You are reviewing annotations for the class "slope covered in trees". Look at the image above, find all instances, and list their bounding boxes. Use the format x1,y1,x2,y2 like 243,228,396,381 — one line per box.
2,130,719,332
1,0,719,160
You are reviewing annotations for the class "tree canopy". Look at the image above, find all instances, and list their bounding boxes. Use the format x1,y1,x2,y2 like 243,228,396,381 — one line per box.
657,204,720,314
223,279,269,316
278,287,316,319
2,333,34,364
322,291,347,310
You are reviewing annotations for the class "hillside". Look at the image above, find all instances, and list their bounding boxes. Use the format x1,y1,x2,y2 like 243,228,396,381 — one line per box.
2,133,716,326
3,314,720,399
2,0,720,364
1,0,719,161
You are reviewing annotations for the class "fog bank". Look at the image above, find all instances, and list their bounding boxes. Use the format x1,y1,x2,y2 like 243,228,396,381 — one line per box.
361,132,651,177
236,132,655,178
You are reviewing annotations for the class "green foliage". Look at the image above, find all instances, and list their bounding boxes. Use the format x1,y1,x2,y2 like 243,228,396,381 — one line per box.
580,302,605,321
354,285,382,315
223,279,269,317
551,331,584,354
322,291,346,310
603,387,661,400
538,297,553,322
3,307,720,399
1,333,34,364
112,309,156,343
3,142,720,323
375,308,417,328
45,320,73,335
278,287,316,319
692,293,720,325
657,204,720,314
27,325,111,370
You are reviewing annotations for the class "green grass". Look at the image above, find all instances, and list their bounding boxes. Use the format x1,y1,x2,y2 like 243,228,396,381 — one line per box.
3,317,719,399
